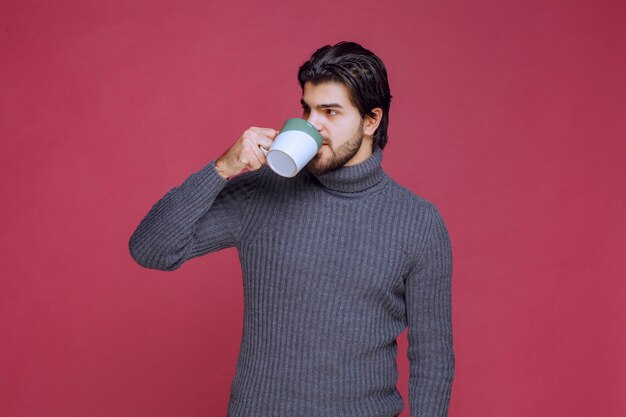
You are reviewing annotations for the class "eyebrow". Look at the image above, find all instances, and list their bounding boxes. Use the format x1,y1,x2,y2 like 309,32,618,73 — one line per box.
300,98,344,109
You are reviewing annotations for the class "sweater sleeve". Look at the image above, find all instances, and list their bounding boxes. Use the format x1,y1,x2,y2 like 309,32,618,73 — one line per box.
128,160,264,271
405,204,455,417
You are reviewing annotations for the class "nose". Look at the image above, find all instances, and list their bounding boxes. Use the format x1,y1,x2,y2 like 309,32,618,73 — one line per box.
305,113,323,132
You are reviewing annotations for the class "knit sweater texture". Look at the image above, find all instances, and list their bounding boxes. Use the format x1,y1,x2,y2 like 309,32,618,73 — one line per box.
129,144,455,417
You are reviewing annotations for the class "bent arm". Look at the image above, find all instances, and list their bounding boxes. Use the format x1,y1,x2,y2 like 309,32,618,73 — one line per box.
405,205,455,417
128,160,263,271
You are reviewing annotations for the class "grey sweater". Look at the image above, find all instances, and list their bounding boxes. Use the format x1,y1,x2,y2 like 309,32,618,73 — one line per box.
129,145,455,417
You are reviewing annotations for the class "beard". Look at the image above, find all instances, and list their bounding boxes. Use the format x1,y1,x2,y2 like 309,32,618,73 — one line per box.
305,120,364,176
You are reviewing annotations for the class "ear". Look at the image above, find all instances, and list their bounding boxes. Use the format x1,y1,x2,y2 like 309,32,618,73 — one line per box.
363,108,383,137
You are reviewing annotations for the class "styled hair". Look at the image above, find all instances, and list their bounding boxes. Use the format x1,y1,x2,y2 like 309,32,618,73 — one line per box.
297,41,392,150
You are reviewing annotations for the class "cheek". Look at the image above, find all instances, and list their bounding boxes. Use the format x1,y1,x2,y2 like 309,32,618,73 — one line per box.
322,124,338,141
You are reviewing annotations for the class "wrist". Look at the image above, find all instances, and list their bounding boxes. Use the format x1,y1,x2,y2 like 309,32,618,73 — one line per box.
215,156,241,180
214,157,231,179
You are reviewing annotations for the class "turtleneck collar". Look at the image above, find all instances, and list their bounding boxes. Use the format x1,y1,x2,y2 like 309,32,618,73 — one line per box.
307,145,387,195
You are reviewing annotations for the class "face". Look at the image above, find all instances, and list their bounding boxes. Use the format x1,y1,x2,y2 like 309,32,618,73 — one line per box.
300,81,370,176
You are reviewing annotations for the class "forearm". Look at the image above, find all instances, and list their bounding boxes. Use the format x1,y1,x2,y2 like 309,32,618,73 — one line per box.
128,160,229,271
407,318,455,416
406,205,455,416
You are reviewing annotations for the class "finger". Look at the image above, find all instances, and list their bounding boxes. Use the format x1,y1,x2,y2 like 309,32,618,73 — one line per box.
238,140,255,166
240,138,266,169
244,127,276,151
249,126,279,138
249,143,267,169
257,135,274,150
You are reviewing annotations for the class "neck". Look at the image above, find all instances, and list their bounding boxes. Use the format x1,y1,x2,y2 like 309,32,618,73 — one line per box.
308,144,387,195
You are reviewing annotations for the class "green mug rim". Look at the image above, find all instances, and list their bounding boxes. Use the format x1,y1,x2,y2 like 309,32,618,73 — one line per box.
279,118,323,148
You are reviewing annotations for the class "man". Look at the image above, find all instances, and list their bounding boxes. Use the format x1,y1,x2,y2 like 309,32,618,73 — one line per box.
129,41,455,417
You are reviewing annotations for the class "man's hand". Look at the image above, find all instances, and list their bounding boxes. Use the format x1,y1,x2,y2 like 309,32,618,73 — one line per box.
215,127,279,179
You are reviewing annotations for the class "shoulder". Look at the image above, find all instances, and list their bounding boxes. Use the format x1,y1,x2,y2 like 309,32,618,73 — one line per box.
382,174,441,217
381,174,451,252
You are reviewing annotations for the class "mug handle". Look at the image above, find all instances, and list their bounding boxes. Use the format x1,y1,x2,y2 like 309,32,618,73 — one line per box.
259,145,269,155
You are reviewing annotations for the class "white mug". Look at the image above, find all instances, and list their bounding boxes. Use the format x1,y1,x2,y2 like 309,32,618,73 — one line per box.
259,118,323,178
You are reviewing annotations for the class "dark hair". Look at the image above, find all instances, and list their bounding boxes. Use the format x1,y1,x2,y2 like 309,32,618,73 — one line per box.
297,41,392,150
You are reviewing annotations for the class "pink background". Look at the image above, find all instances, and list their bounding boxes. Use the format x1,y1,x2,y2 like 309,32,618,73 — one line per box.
1,0,625,416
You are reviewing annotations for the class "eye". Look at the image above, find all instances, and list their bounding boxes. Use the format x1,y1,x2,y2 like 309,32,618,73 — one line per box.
326,109,337,116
